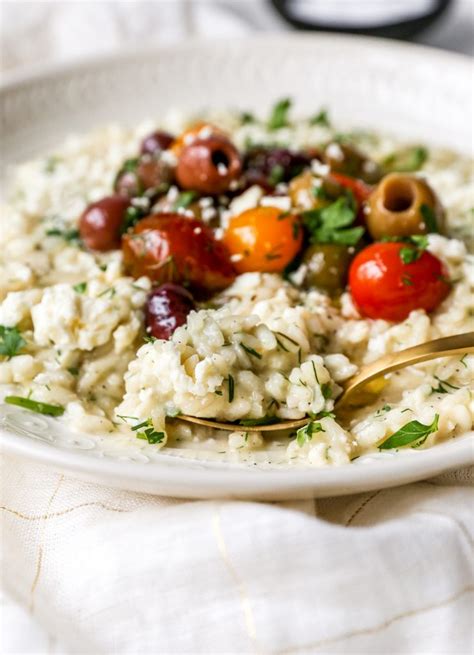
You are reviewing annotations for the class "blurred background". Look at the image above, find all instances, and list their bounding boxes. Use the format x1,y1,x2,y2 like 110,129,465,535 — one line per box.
0,0,472,75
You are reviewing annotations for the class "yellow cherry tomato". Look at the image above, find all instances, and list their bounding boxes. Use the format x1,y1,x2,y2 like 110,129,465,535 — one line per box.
223,206,303,273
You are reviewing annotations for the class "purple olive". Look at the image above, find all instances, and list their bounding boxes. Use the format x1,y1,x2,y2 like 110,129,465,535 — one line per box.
140,130,175,156
145,284,195,340
244,147,311,187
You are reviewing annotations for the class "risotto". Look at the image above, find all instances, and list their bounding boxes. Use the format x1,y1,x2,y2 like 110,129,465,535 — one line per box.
1,99,473,466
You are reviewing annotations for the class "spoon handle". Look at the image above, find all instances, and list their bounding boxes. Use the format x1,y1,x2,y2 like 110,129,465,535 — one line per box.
338,331,474,407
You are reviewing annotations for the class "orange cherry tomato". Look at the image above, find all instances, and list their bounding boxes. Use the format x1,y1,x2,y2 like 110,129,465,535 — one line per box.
223,206,303,274
170,122,227,157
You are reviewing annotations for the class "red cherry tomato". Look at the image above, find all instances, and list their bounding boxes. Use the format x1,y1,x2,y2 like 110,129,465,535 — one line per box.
349,242,451,321
329,172,373,205
122,213,235,294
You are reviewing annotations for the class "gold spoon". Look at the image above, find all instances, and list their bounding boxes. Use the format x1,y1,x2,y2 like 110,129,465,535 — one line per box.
173,332,474,433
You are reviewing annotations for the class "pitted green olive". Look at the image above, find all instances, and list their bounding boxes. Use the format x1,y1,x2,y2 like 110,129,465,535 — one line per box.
366,173,445,240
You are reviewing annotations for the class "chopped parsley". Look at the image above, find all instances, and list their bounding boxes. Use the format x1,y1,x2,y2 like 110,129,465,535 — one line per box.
4,395,64,416
431,376,460,394
420,203,438,233
67,367,79,376
302,196,364,246
382,146,428,173
239,416,280,427
268,164,285,186
321,382,332,400
240,343,262,359
309,109,330,128
379,414,439,450
0,325,26,359
296,420,325,447
268,97,292,130
240,111,255,125
401,274,413,286
45,227,81,244
132,417,165,444
460,354,469,368
73,282,87,294
44,156,61,174
173,190,198,211
375,404,392,416
384,235,429,264
228,374,235,403
122,205,145,233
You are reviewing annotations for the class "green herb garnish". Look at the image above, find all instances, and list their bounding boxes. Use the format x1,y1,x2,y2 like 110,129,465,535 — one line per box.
379,414,439,450
239,416,280,427
45,227,81,244
4,395,64,416
132,417,165,444
0,325,26,359
73,282,87,294
240,111,255,125
309,109,330,127
268,164,285,186
67,367,79,376
228,374,235,403
44,156,61,174
431,377,460,394
321,382,332,399
268,97,292,130
122,206,145,233
173,190,198,211
240,343,262,359
302,196,364,246
383,146,428,173
420,203,438,233
296,420,325,447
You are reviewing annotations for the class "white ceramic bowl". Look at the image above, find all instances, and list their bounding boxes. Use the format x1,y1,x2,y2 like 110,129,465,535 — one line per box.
1,34,472,499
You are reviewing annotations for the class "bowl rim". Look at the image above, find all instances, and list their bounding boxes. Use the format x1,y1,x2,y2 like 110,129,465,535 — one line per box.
1,31,471,93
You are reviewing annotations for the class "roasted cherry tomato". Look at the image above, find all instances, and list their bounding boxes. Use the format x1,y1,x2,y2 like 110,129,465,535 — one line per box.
122,213,235,294
79,195,130,251
223,206,303,274
349,242,451,321
145,284,195,340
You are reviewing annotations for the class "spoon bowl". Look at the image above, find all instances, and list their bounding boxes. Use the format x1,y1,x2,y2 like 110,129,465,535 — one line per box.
173,332,474,432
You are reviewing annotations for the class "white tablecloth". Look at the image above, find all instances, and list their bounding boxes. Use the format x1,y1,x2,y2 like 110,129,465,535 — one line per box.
1,2,473,653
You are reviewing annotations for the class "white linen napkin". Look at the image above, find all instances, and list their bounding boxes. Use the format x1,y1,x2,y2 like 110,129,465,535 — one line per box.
1,453,473,654
1,2,473,652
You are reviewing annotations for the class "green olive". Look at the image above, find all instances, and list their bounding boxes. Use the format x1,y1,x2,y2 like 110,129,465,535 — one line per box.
366,173,445,240
323,142,382,184
289,171,347,211
302,243,351,294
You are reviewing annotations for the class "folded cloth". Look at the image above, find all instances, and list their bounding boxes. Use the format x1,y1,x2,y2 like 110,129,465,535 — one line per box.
1,453,473,654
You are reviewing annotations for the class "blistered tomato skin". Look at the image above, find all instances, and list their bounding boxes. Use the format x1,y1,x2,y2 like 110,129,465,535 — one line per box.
145,284,195,340
223,206,303,274
79,195,130,251
140,130,175,156
122,213,235,294
176,137,242,195
349,242,451,322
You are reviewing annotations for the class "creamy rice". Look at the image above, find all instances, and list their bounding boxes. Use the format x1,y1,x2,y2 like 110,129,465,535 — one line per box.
1,110,473,466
